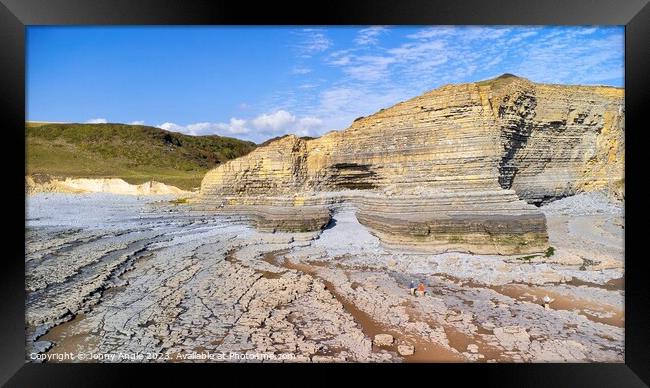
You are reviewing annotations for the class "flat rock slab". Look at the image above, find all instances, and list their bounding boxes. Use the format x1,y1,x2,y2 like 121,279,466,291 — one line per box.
398,344,415,356
373,334,394,347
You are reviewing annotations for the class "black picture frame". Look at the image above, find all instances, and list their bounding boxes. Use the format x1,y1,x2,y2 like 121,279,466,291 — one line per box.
1,0,648,386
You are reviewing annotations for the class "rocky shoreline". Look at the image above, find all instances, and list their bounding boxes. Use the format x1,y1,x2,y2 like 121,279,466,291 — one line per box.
26,191,624,362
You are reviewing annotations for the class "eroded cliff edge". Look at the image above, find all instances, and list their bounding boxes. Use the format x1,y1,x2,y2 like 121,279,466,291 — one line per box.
196,75,624,255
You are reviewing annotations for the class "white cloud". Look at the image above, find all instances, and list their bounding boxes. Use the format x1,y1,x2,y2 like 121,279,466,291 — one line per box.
294,29,331,57
251,110,296,132
342,55,397,81
513,30,624,85
328,49,354,66
485,55,504,68
295,116,323,136
215,118,250,135
158,122,185,132
313,85,411,133
406,27,455,40
509,30,538,43
129,120,145,125
86,118,107,124
187,122,221,135
155,110,324,142
251,111,323,138
330,56,351,66
355,26,387,45
157,119,249,137
297,116,322,127
291,66,312,75
387,40,445,61
577,27,598,35
329,28,482,85
327,38,447,83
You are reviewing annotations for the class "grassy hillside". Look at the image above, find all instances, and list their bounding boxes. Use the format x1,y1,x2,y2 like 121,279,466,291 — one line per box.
26,123,256,190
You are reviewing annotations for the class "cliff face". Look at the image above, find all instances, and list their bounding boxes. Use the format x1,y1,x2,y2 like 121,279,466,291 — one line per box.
202,81,504,195
198,75,624,254
492,77,624,204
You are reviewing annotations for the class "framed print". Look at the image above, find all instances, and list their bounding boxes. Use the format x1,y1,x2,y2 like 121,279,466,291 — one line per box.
1,0,648,386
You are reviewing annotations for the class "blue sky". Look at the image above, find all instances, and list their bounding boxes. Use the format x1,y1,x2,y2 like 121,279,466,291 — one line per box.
27,26,624,143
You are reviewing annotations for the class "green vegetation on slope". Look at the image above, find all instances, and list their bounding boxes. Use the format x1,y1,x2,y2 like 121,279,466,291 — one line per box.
26,123,256,190
476,73,522,89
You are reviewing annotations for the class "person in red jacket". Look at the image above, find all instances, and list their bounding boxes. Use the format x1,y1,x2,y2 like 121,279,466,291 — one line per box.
416,282,427,297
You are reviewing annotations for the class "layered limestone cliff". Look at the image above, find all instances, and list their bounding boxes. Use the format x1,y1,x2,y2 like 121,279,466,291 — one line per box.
491,76,625,204
197,75,624,254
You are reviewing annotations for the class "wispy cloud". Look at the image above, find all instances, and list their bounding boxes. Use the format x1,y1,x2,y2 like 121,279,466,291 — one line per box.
293,29,331,57
509,30,538,43
576,27,598,35
355,26,388,45
129,120,145,125
326,33,449,85
153,27,626,143
406,26,455,40
310,84,412,133
340,55,397,81
387,40,445,61
303,26,623,136
341,26,620,87
291,66,312,75
512,30,624,85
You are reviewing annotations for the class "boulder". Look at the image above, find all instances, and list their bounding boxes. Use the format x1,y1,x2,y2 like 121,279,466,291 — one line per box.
373,334,394,347
398,344,415,356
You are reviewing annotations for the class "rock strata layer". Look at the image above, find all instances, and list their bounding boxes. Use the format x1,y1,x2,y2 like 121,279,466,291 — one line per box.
197,75,623,254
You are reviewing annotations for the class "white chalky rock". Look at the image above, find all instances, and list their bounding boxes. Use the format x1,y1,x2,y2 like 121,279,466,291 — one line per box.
493,326,530,351
373,334,394,347
398,344,415,356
